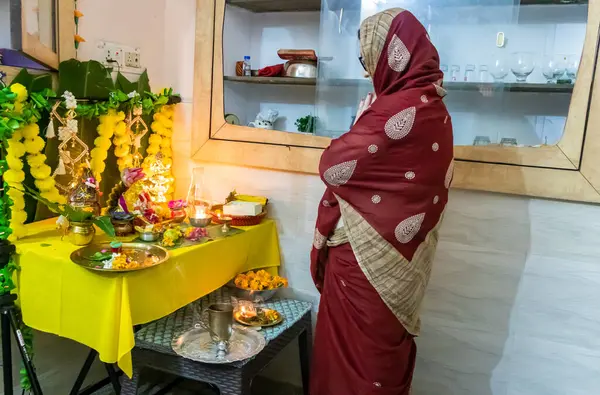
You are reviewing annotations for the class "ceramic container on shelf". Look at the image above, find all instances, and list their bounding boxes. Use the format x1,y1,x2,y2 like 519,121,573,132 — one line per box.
66,221,95,246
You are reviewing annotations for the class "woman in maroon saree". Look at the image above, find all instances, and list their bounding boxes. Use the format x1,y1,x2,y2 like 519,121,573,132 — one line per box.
310,8,453,395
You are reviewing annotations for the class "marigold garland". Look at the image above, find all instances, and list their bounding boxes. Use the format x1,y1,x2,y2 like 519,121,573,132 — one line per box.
23,123,66,205
5,129,28,241
144,104,175,199
91,110,125,181
113,115,132,172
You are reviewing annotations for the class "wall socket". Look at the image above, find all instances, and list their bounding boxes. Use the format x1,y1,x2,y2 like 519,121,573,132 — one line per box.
125,51,141,68
97,41,143,74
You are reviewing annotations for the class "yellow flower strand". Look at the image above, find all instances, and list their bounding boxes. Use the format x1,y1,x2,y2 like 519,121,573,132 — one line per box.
112,114,132,172
5,84,29,241
23,123,66,205
144,105,175,199
91,110,125,182
5,129,28,241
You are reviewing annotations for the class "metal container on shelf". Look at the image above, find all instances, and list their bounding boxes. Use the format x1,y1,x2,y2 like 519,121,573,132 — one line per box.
284,61,317,78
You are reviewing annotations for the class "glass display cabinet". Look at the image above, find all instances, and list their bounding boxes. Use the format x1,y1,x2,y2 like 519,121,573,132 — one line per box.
193,0,600,203
0,0,75,70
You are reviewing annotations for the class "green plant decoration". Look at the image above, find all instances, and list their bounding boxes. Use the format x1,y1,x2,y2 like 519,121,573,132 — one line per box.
295,115,317,134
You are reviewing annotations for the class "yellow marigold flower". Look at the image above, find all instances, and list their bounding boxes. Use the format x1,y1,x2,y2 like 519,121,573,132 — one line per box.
10,194,25,210
113,135,129,146
10,83,28,102
26,153,47,168
97,123,114,136
4,169,25,184
30,164,51,180
146,145,160,155
10,131,23,141
114,122,127,137
161,147,172,157
160,139,171,148
22,124,40,139
41,190,62,203
116,111,126,121
149,134,162,145
35,177,56,192
94,136,112,150
74,9,84,18
114,145,130,158
94,162,106,174
6,155,23,170
24,136,45,154
117,156,133,169
160,128,173,138
7,141,26,158
13,102,23,113
91,148,108,162
11,210,28,224
74,34,86,43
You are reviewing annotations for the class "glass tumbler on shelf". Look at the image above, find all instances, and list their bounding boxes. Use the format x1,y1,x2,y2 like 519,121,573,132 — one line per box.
478,65,489,82
464,64,476,82
490,58,509,82
510,52,536,82
450,65,460,82
566,55,580,82
440,64,448,80
542,56,565,83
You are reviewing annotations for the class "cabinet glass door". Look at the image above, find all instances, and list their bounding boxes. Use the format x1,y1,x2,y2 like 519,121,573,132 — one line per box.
1,0,58,69
316,0,589,151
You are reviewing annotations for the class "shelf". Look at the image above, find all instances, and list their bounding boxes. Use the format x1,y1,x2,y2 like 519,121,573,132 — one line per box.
226,0,321,12
445,81,574,93
225,76,317,85
225,0,586,13
225,76,574,93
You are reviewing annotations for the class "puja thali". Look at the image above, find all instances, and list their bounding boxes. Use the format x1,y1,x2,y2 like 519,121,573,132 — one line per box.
70,242,169,272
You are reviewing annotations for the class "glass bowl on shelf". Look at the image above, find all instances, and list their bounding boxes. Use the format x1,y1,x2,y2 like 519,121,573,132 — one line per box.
565,55,580,82
490,58,509,82
510,52,536,82
542,56,565,83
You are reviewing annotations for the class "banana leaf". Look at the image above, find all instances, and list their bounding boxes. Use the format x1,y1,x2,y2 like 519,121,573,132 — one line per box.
57,59,114,98
115,70,150,95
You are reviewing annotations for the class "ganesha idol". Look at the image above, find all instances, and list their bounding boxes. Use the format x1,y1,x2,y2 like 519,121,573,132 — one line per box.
106,167,169,229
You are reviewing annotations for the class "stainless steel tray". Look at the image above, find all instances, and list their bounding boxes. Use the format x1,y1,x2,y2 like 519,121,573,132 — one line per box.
171,326,266,364
70,242,169,272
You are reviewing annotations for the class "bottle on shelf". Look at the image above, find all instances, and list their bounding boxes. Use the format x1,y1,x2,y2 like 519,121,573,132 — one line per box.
243,56,252,77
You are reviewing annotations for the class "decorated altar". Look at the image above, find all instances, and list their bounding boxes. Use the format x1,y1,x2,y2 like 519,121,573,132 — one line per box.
0,60,283,394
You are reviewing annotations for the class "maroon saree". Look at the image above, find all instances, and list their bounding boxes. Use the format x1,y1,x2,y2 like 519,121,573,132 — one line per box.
310,9,453,395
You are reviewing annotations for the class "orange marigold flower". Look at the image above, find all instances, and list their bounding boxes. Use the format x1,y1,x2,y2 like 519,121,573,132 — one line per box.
74,10,84,18
74,34,86,43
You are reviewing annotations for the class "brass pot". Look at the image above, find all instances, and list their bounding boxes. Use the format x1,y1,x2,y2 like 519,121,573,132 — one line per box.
111,219,134,236
66,221,96,246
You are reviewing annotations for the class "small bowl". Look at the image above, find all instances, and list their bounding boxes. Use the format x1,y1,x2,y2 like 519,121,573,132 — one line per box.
138,231,162,242
190,217,212,228
236,287,278,303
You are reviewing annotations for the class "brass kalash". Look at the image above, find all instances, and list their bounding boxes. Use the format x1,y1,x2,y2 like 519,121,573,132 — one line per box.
64,166,101,246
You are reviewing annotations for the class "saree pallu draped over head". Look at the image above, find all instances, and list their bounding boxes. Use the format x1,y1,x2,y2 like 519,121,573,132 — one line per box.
310,8,454,335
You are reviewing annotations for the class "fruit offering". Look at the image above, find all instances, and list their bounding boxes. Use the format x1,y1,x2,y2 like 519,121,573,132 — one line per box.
234,270,288,291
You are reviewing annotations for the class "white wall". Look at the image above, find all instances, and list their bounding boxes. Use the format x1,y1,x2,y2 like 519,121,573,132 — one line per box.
76,1,600,393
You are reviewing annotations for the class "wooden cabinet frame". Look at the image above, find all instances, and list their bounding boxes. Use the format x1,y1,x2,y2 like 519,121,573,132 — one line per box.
192,0,600,203
8,0,75,69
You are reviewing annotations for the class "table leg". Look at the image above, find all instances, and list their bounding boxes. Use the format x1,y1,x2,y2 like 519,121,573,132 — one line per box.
69,349,97,395
299,326,312,395
120,365,141,395
105,363,122,393
2,312,13,395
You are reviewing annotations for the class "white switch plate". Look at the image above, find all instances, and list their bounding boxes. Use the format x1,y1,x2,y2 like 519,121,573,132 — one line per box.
96,41,143,75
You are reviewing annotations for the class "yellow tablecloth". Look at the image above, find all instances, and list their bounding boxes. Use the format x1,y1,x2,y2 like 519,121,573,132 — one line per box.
15,218,280,377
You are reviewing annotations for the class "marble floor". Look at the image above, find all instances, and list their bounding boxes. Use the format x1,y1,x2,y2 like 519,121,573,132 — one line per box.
0,330,301,395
